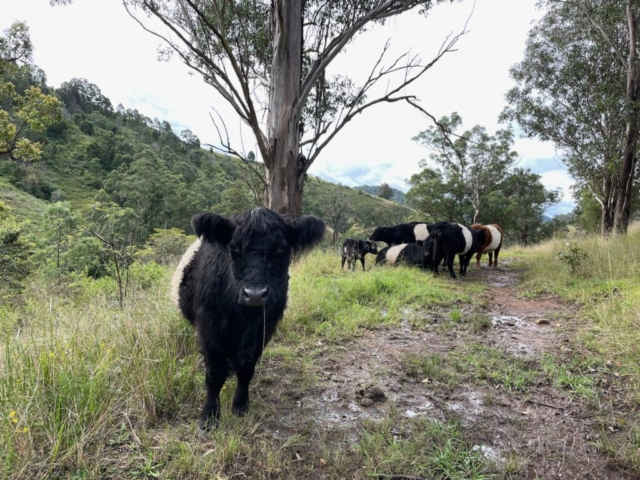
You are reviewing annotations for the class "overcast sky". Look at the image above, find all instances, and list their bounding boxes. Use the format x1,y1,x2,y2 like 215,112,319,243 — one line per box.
2,0,574,215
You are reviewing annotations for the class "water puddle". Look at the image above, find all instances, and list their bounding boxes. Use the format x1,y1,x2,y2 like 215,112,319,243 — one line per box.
492,315,525,327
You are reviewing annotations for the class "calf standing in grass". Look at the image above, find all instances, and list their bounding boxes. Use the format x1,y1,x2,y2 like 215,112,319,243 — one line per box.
341,239,378,271
428,223,485,279
375,243,426,268
471,223,503,267
171,207,325,426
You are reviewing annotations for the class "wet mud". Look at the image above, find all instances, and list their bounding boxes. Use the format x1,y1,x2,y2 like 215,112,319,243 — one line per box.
256,263,631,479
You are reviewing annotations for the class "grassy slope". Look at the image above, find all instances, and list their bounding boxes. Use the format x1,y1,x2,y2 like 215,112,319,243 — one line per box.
0,251,491,480
0,179,48,224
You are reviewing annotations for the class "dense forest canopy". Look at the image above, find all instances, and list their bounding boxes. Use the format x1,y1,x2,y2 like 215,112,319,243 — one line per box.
406,113,561,244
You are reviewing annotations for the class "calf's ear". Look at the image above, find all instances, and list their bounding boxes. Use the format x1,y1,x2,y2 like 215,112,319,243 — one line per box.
191,213,236,245
290,216,326,253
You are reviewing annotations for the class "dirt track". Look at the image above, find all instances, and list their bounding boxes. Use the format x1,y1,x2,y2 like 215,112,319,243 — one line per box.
254,263,632,479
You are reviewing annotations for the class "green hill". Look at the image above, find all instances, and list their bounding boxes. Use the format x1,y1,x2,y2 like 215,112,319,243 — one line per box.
0,75,416,242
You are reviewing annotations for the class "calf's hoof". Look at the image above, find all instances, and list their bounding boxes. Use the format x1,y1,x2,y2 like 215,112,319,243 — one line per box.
198,416,219,432
232,401,249,417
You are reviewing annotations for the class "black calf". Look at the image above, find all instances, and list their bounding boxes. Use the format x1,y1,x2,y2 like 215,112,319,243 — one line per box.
341,239,378,271
171,207,325,426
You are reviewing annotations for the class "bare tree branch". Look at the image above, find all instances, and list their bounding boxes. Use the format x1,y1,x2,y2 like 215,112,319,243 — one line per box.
304,24,469,169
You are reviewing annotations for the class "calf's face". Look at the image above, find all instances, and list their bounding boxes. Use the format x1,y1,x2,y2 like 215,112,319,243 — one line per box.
192,208,325,309
366,240,378,255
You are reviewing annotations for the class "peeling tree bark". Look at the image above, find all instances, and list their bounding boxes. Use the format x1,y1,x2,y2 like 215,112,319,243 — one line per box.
614,0,640,233
266,0,304,217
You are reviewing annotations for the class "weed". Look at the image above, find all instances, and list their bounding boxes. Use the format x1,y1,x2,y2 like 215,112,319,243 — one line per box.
556,243,588,275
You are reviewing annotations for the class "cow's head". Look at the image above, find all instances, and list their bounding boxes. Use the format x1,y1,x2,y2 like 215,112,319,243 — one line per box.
366,240,378,255
191,208,325,308
370,227,387,243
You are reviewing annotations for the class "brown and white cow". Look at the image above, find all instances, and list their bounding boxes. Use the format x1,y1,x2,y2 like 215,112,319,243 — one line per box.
470,223,503,268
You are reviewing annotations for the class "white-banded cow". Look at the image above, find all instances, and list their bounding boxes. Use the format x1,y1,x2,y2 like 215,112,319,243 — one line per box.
341,239,378,271
375,243,426,268
471,223,503,267
428,223,486,279
171,207,325,426
370,222,430,246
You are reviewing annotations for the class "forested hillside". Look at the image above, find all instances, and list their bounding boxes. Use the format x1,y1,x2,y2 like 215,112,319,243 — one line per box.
0,75,416,236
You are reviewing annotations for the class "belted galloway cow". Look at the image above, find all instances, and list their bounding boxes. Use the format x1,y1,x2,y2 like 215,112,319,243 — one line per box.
171,207,325,426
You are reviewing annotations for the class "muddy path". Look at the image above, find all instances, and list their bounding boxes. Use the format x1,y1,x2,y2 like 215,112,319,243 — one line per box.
254,263,632,479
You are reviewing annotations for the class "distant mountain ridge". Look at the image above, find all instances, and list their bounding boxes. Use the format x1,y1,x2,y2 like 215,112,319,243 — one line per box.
354,185,406,205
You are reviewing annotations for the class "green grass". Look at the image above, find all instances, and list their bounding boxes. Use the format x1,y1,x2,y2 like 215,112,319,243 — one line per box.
284,249,484,341
510,225,640,399
0,179,48,225
0,248,497,479
510,224,640,473
401,345,541,393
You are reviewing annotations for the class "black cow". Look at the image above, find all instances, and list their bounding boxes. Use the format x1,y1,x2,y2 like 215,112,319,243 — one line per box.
427,223,486,279
341,239,378,271
375,243,426,268
171,207,325,426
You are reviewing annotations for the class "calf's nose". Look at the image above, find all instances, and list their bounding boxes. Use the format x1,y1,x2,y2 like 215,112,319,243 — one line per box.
241,286,269,307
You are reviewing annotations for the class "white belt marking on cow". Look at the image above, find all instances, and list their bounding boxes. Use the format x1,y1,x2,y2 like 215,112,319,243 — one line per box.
485,225,501,252
171,238,202,307
386,244,407,265
413,223,429,242
457,224,473,255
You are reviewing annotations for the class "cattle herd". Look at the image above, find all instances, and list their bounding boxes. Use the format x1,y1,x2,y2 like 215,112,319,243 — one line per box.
171,208,503,427
343,221,503,279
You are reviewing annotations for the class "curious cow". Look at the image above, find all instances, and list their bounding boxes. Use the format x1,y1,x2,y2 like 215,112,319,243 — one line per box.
171,207,325,426
471,223,503,267
341,239,378,271
375,243,426,269
428,223,486,279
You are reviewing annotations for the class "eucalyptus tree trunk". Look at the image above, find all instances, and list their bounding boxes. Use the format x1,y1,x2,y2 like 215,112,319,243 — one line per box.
600,169,615,235
265,0,304,217
613,0,640,233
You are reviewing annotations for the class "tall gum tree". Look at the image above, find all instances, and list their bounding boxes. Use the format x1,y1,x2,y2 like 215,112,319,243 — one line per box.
503,0,640,235
93,0,465,218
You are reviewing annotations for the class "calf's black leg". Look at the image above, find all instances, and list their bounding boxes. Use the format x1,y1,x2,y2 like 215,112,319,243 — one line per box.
341,255,346,269
201,352,230,427
360,255,366,271
232,361,257,416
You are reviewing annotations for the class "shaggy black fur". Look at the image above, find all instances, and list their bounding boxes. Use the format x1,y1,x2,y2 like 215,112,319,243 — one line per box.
341,239,378,271
175,207,325,426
